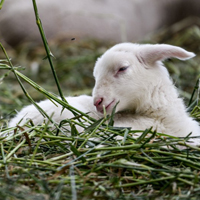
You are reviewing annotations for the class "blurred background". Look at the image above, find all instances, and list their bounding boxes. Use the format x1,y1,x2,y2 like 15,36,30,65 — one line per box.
1,0,200,118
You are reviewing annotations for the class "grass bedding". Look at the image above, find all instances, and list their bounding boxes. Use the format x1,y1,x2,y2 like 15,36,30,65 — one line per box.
1,1,200,199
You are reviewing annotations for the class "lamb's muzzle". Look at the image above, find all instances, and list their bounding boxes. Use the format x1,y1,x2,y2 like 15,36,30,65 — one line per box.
94,97,103,112
94,97,115,113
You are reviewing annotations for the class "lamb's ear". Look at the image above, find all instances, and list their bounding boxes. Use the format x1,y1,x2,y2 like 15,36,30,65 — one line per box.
138,44,195,65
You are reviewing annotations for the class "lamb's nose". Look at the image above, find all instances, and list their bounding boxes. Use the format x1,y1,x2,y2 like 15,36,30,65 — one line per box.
94,98,103,107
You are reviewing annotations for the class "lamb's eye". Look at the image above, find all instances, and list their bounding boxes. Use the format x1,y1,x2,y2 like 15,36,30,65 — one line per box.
118,66,128,72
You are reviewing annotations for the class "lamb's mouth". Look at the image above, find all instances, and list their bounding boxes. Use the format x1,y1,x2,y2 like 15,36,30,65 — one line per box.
100,100,115,113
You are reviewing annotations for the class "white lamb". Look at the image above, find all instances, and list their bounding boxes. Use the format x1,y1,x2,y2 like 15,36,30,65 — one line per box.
9,43,200,142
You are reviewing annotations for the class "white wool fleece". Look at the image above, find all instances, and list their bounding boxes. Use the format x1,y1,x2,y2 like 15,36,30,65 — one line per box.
9,43,200,142
9,95,98,131
92,43,200,138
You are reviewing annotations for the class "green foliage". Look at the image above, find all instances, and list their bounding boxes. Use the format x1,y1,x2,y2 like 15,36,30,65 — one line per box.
1,121,200,199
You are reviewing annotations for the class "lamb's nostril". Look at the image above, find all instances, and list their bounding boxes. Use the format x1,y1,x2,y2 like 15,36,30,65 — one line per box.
94,98,103,107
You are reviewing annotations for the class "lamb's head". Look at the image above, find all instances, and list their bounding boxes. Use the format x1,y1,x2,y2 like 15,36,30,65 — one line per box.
92,43,195,114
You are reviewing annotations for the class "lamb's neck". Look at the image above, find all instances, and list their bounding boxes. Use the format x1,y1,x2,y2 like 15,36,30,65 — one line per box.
136,81,187,120
114,79,198,137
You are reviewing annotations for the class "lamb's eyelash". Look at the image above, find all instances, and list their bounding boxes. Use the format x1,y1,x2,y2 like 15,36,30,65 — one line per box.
118,66,128,72
114,66,128,77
